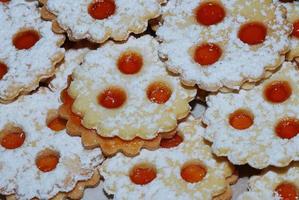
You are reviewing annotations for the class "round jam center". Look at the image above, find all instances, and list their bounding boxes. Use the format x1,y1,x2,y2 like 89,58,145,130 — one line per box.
275,118,299,139
13,30,40,50
47,117,67,131
238,22,267,45
147,82,172,104
117,51,143,74
160,133,183,148
181,163,207,183
130,164,157,185
292,20,299,39
0,0,10,3
98,87,126,109
275,183,298,200
1,131,25,149
229,109,254,130
36,151,59,172
88,0,116,20
0,62,8,80
195,2,225,26
264,81,292,104
194,43,222,66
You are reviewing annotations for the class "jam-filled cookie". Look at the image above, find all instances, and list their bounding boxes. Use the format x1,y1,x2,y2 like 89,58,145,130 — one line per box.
0,1,65,103
157,0,290,91
204,62,299,169
0,50,103,199
100,118,237,200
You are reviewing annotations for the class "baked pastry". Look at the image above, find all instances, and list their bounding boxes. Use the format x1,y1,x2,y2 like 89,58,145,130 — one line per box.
157,0,290,91
0,50,103,199
100,118,237,200
67,35,196,140
203,62,299,169
40,0,164,43
0,1,65,103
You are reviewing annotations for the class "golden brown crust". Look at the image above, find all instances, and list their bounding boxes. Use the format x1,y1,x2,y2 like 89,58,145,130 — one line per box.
212,170,238,200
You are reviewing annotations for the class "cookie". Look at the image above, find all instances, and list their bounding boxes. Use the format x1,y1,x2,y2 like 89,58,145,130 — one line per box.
67,35,196,140
203,62,299,169
100,118,237,200
0,50,103,199
157,0,290,91
238,162,299,200
40,0,164,43
0,1,65,103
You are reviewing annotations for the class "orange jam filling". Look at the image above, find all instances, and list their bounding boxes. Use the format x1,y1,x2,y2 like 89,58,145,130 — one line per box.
0,62,8,80
36,151,59,172
130,164,157,185
238,22,267,45
275,183,298,200
88,0,116,20
147,82,172,104
194,43,222,66
275,118,299,139
98,87,126,109
117,51,143,74
13,30,40,50
0,0,10,3
264,81,292,104
181,163,207,183
195,2,225,26
229,109,254,130
47,117,67,131
160,133,183,148
292,20,299,39
1,130,25,149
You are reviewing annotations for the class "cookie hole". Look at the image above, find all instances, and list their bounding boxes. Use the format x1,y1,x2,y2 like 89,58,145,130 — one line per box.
275,118,299,139
129,163,157,185
229,109,254,130
13,29,40,50
46,110,67,132
147,81,172,104
195,1,225,26
98,86,127,109
0,62,8,80
117,51,143,75
88,0,116,20
238,22,267,45
160,132,183,148
264,81,292,104
292,20,299,39
193,43,222,66
0,125,26,149
36,149,60,172
181,161,207,183
275,182,298,200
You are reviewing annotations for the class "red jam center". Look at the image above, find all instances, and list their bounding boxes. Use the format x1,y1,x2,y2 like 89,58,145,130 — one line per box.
117,51,143,74
292,20,299,39
194,43,222,66
130,164,157,185
36,151,59,172
275,118,299,139
160,133,183,148
98,87,126,109
1,131,25,149
195,2,225,26
181,163,207,183
275,183,298,200
88,0,116,20
0,0,10,3
229,109,254,130
147,82,172,104
13,30,40,50
279,0,295,2
0,62,8,80
47,117,67,131
238,22,267,45
264,81,292,104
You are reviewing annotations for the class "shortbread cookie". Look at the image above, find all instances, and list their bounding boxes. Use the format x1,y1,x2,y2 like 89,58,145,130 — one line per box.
0,50,103,199
203,62,299,169
40,0,164,43
100,118,236,200
238,162,299,200
157,0,290,91
0,1,65,103
68,35,196,140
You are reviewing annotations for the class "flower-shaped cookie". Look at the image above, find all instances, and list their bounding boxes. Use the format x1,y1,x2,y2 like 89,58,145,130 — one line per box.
0,50,103,199
203,62,299,169
0,1,65,103
68,35,196,140
40,0,164,43
100,118,236,200
238,162,299,200
157,0,290,91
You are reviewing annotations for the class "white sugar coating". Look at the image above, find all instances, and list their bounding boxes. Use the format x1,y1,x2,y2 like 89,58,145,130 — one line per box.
45,0,163,43
69,35,196,140
0,50,103,199
203,62,299,169
100,118,234,200
0,1,65,102
157,0,290,91
237,162,299,200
